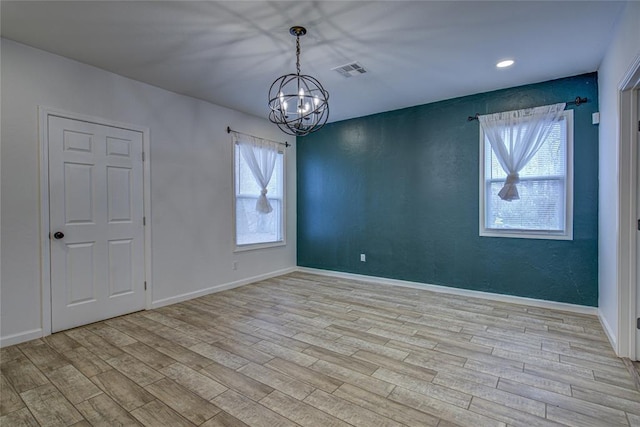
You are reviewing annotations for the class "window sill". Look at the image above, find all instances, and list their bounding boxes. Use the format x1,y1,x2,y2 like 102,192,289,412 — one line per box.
480,229,572,241
234,240,286,253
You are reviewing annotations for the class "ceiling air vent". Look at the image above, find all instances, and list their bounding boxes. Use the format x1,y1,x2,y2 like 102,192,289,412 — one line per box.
332,62,367,78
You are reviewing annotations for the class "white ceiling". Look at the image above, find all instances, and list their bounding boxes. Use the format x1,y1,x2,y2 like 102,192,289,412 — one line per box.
1,1,626,123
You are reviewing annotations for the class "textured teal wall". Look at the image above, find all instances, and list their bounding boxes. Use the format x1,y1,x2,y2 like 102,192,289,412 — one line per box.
297,73,599,306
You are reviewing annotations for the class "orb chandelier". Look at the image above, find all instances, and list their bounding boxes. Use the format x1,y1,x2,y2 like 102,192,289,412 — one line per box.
268,26,329,137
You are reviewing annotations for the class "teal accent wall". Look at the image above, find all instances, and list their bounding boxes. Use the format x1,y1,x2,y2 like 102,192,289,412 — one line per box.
297,73,599,306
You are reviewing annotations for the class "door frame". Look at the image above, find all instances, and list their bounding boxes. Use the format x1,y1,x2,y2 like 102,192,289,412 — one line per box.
38,106,152,336
617,55,640,360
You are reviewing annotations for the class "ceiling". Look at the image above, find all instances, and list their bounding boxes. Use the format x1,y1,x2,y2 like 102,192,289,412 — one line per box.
1,1,626,124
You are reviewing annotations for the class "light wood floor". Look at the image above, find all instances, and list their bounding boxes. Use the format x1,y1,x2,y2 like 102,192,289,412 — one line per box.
2,272,639,427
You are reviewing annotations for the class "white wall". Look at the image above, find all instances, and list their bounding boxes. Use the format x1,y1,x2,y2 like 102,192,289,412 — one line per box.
1,39,297,345
597,1,640,352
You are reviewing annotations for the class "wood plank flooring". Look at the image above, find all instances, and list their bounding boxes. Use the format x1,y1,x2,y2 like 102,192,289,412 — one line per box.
1,272,639,426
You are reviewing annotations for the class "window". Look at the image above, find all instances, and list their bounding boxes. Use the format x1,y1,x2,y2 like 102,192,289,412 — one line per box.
479,109,573,240
234,141,285,249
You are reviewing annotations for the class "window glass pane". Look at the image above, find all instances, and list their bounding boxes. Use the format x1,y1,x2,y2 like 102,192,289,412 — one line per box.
237,152,261,195
486,139,504,180
267,154,283,197
237,148,283,197
486,179,564,231
519,119,565,177
486,119,566,180
236,197,281,245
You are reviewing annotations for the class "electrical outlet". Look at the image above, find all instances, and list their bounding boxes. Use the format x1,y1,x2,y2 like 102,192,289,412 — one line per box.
360,253,366,262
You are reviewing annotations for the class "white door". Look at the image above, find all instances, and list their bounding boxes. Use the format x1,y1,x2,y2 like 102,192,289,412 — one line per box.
49,115,145,332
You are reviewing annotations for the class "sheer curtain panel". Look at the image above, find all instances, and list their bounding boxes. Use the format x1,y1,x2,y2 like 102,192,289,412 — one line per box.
478,103,566,201
233,134,279,214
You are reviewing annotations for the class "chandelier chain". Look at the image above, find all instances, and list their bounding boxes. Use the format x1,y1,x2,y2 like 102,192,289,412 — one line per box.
296,36,301,76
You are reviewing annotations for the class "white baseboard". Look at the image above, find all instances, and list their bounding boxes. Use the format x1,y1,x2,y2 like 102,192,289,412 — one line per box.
297,267,598,316
598,308,618,353
151,267,297,309
0,328,43,348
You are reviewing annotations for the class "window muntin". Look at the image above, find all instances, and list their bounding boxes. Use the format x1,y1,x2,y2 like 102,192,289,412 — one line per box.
480,110,573,240
234,144,285,249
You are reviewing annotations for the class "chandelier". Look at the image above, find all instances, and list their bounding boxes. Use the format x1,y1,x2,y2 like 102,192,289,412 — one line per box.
268,26,329,137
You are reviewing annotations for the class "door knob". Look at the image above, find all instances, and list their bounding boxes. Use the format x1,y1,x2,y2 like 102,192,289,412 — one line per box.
53,231,65,240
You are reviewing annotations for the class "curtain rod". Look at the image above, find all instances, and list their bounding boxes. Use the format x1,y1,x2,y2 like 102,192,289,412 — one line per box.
227,126,290,147
467,97,588,122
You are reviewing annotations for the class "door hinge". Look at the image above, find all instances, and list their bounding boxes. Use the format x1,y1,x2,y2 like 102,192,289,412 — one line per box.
143,216,146,226
142,151,145,162
144,281,147,291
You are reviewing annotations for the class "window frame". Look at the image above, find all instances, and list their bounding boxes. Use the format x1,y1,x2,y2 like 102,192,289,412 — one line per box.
232,141,286,252
478,109,574,240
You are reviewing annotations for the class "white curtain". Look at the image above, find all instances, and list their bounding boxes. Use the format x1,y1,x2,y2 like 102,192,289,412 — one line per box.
478,103,566,201
234,133,279,214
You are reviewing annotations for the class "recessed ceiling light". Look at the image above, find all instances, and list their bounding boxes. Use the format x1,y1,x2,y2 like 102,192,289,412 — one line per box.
496,59,515,68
